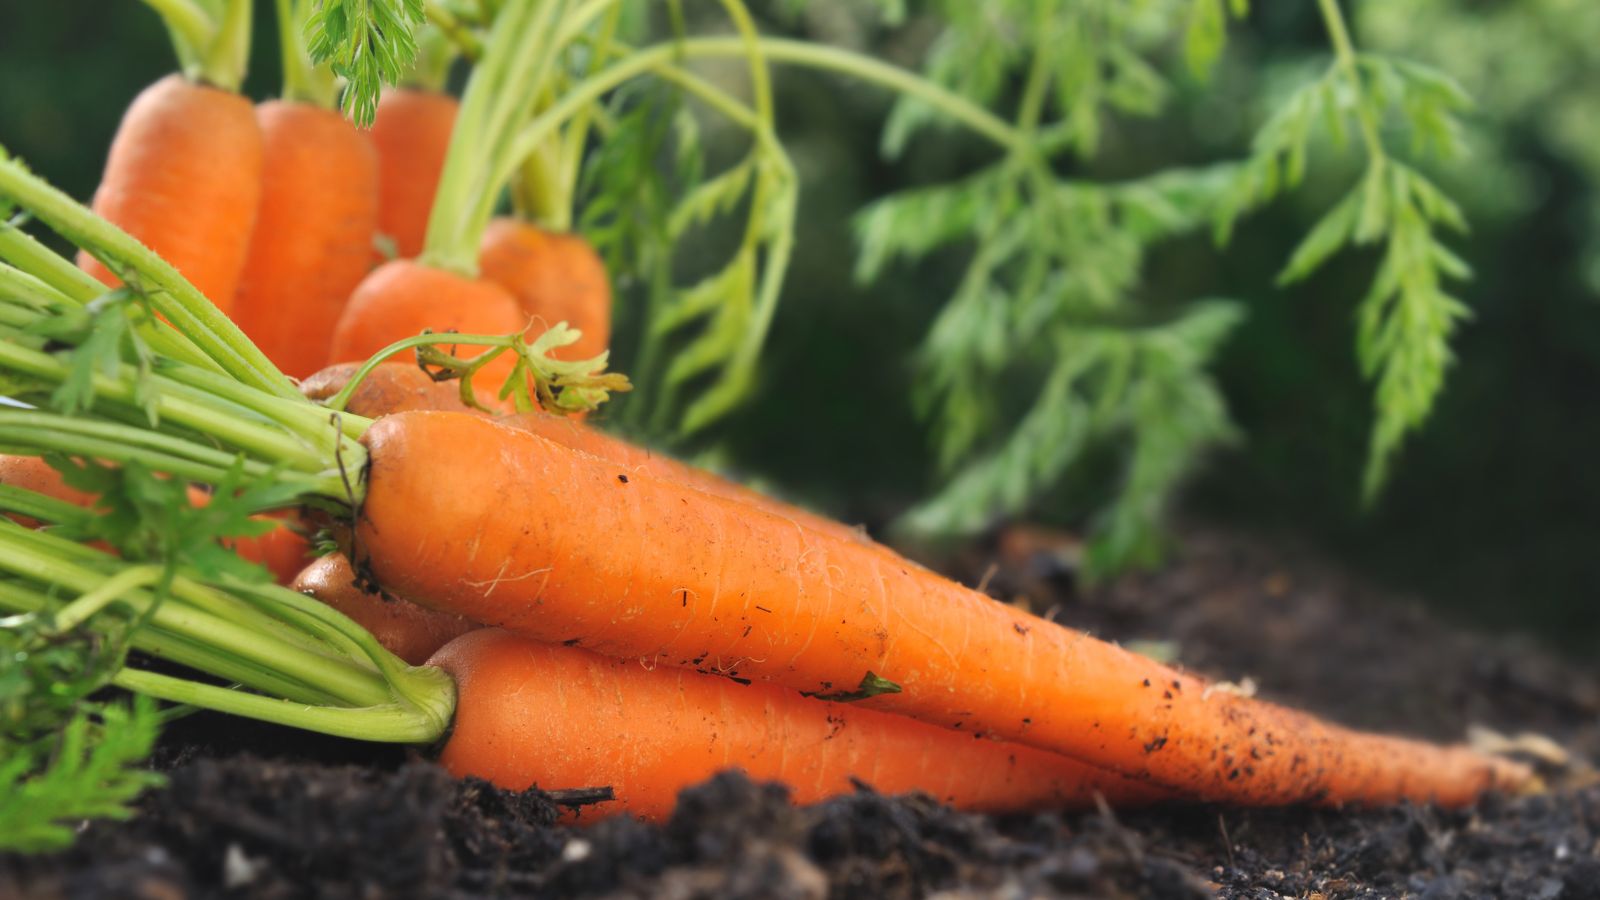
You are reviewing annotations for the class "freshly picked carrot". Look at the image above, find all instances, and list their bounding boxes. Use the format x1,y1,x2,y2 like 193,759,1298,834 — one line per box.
230,0,380,378
78,0,261,314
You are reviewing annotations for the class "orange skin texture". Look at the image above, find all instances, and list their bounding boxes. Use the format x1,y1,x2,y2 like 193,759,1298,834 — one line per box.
506,412,870,547
0,455,307,585
357,412,1530,808
301,362,482,418
368,89,458,260
327,260,525,388
479,219,611,361
430,629,1168,822
292,554,474,666
78,75,263,313
233,101,380,379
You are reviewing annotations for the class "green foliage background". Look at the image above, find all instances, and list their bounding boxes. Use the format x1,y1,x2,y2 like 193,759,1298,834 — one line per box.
1,1,1596,648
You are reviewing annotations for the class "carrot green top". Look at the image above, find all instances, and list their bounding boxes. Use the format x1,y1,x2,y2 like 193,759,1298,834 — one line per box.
143,0,254,93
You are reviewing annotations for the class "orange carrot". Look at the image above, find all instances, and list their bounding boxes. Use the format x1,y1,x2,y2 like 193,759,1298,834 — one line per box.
300,362,480,418
292,553,475,666
232,100,380,379
353,412,1530,808
78,75,263,312
431,629,1167,822
326,259,525,386
0,454,308,584
478,218,611,361
367,89,458,261
505,411,871,546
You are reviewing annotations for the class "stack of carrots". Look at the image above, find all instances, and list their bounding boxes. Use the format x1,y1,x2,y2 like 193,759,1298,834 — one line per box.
0,0,1533,826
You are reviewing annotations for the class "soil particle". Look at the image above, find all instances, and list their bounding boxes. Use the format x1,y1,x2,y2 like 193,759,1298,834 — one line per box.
3,527,1597,898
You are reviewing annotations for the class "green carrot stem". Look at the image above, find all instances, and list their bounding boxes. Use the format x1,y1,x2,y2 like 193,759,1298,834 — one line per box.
0,579,349,706
0,342,335,471
115,667,453,743
275,0,338,107
51,564,166,632
200,0,254,93
0,535,391,707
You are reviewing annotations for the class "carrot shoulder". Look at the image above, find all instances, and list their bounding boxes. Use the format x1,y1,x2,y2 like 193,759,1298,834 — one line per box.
430,629,1167,822
79,74,263,312
355,412,1530,808
233,100,380,379
478,218,611,361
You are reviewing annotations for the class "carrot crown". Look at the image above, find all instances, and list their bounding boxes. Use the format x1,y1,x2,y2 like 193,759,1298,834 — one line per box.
143,0,254,93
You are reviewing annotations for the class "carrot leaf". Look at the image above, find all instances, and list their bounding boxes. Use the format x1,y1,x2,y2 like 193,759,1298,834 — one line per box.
802,672,903,704
304,0,427,126
0,592,164,853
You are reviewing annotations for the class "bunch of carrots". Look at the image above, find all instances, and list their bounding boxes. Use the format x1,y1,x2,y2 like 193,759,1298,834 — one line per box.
0,0,1533,838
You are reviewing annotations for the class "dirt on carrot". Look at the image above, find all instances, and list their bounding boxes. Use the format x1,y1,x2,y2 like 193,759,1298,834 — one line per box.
3,528,1594,898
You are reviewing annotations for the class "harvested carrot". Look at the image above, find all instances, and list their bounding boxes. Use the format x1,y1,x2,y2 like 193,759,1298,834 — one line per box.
293,553,474,666
431,629,1168,821
232,100,380,378
0,454,96,527
368,89,458,260
300,362,479,418
78,75,263,312
478,218,611,361
354,412,1530,808
326,259,525,385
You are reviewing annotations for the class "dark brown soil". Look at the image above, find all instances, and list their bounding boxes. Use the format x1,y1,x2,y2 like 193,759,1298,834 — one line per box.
3,528,1598,899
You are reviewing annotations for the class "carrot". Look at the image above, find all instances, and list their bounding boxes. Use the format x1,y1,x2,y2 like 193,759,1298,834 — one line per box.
232,100,380,378
326,259,525,385
367,89,459,261
77,75,263,313
0,454,309,584
292,553,474,666
505,411,872,546
300,362,479,418
354,412,1530,808
431,628,1167,821
478,218,611,361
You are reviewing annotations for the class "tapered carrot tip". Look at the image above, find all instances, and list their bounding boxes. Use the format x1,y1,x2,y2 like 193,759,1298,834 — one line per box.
80,74,263,312
293,554,475,666
429,629,1169,823
479,218,611,361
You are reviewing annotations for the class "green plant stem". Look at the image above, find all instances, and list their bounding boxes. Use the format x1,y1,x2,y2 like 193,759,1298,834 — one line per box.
0,536,390,707
0,343,332,472
425,3,483,63
200,0,254,92
0,579,347,706
1316,0,1385,162
276,0,337,107
0,157,296,399
141,0,217,77
552,2,623,232
115,667,453,743
52,564,166,632
0,263,64,309
0,412,350,500
495,35,1020,214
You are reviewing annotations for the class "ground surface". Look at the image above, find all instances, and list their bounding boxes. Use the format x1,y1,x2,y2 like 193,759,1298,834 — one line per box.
2,528,1597,899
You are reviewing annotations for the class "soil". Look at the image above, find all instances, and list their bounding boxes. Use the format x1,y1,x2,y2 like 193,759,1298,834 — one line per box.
3,527,1598,899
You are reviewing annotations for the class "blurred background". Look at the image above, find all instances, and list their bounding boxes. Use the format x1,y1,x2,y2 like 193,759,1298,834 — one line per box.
2,1,1595,649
